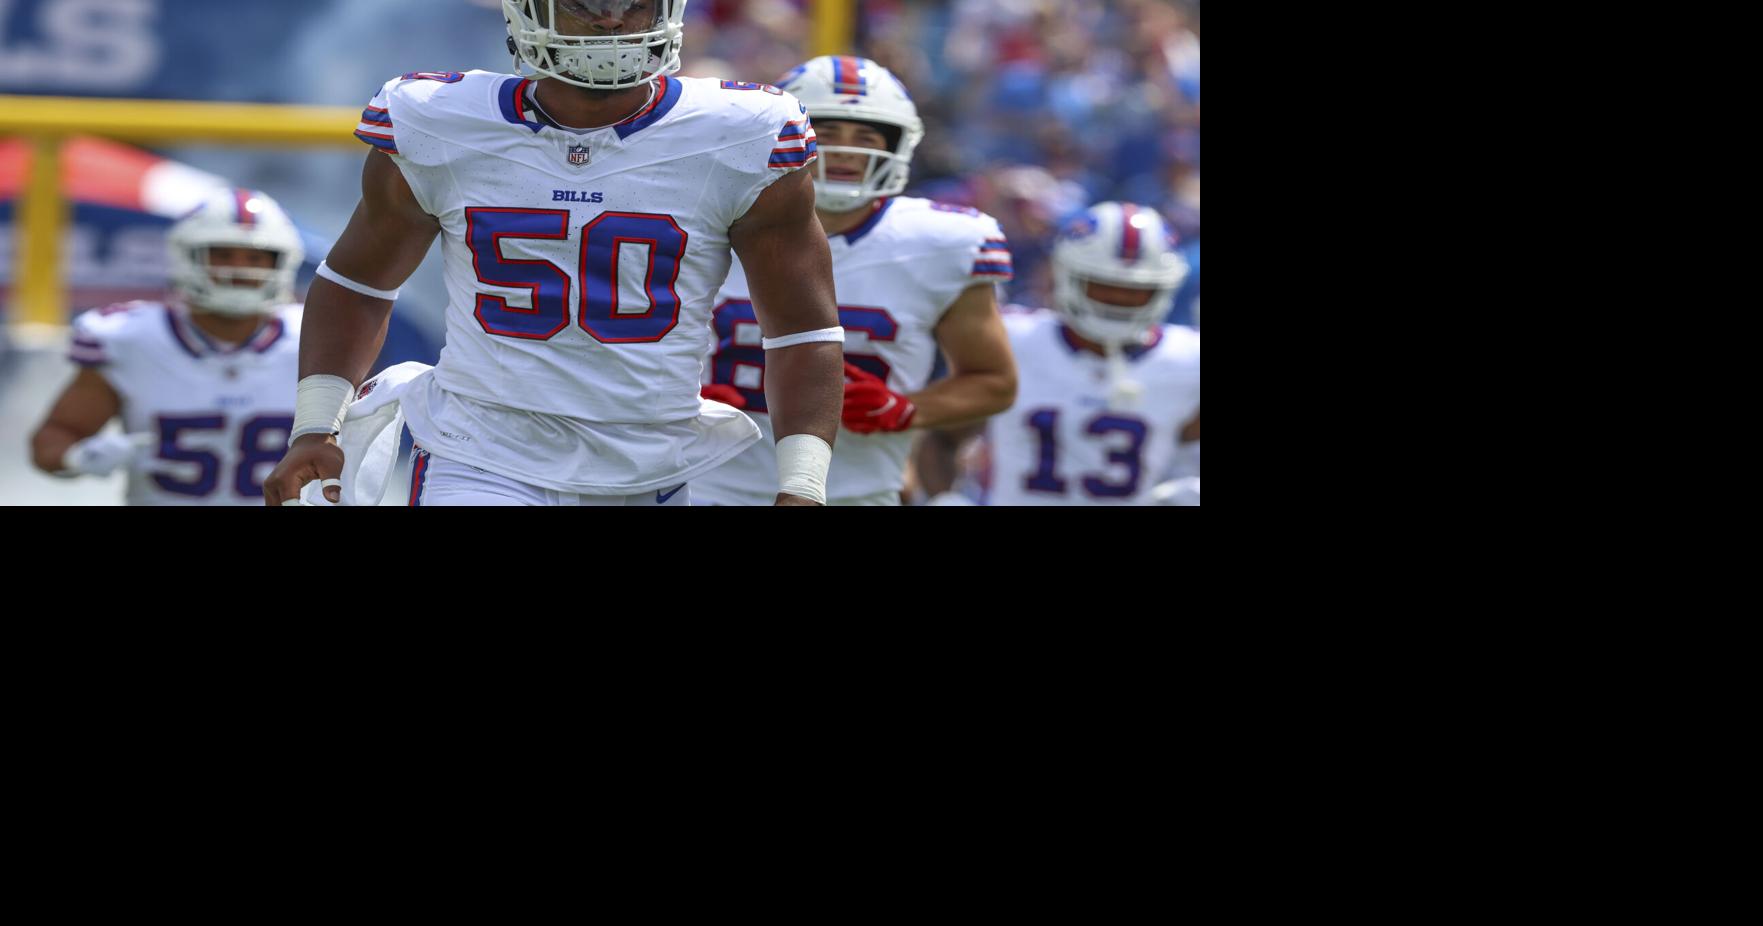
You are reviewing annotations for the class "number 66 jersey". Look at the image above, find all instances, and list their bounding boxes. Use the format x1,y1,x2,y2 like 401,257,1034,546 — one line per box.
356,70,818,493
695,196,1013,506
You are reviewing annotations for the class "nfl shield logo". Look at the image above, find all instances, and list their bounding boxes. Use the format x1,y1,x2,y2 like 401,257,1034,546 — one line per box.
568,144,590,166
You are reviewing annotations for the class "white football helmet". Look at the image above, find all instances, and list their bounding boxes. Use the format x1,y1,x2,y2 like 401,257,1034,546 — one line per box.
1051,202,1189,346
503,0,686,90
167,188,304,317
776,55,924,213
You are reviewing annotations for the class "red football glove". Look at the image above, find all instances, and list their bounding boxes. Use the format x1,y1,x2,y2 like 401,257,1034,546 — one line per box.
700,383,747,410
842,362,917,433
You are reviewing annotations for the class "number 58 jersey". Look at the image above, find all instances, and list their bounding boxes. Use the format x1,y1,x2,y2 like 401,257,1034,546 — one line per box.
70,301,299,506
359,70,819,490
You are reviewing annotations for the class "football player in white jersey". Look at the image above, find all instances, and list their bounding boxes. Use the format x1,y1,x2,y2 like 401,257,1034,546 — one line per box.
983,202,1200,506
693,55,1017,506
30,188,305,505
264,0,843,507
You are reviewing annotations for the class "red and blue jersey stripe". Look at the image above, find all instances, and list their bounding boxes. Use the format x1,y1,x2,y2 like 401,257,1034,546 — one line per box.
166,310,209,358
355,125,397,153
496,77,545,132
972,236,1014,279
614,75,682,139
769,117,819,169
839,197,894,245
163,309,283,357
408,447,431,507
248,317,285,353
68,333,108,366
355,97,399,154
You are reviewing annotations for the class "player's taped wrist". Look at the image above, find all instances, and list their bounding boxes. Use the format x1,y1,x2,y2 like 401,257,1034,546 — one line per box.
290,374,354,445
776,433,833,504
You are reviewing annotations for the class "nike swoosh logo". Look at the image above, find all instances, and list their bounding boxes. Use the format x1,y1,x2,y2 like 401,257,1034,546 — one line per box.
656,484,686,504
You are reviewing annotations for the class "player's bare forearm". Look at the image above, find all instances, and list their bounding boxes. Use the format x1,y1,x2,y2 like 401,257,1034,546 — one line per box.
907,371,1017,429
29,368,121,473
266,151,437,506
765,341,844,446
31,424,81,474
908,282,1017,429
732,168,842,444
301,150,441,384
299,280,394,384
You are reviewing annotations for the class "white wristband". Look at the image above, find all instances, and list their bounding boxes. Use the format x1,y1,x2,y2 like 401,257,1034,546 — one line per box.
290,374,355,444
316,260,401,301
762,326,844,350
776,433,833,504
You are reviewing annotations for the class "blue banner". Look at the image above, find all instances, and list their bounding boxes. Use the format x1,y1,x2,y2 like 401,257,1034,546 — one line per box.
1,0,508,103
1,0,304,99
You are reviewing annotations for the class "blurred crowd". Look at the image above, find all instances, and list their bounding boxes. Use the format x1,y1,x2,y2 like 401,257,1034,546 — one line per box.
684,0,1200,316
5,0,1200,325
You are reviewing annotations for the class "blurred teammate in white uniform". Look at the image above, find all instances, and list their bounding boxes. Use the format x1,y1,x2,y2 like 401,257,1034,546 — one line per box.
694,55,1017,506
983,202,1200,506
30,189,304,505
264,0,843,507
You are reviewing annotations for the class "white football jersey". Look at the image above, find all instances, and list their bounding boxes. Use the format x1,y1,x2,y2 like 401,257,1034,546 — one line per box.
985,309,1199,506
357,70,819,492
69,300,301,506
693,196,1012,505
